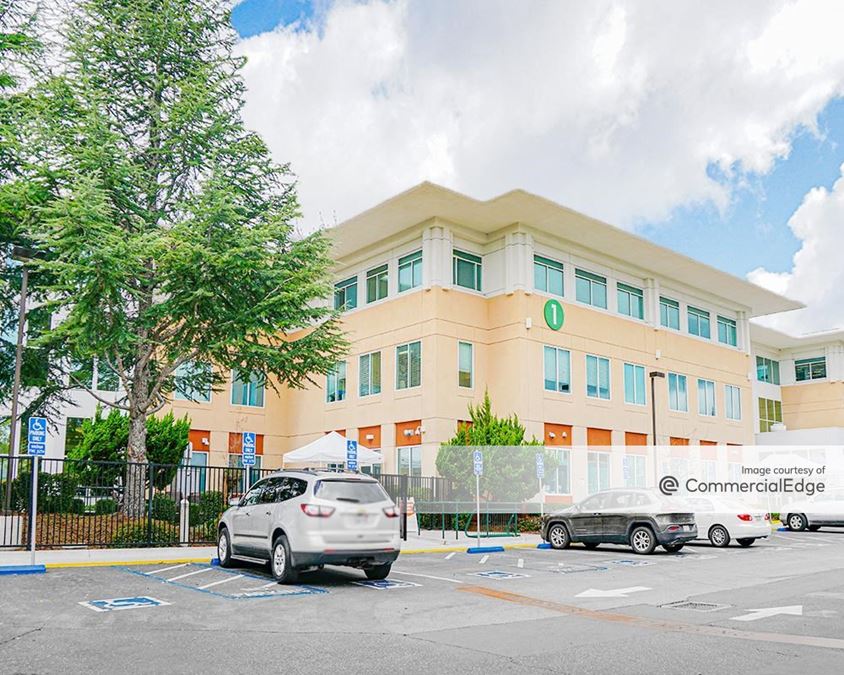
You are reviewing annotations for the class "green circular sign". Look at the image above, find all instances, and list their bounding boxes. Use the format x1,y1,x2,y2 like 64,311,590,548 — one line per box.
544,299,565,330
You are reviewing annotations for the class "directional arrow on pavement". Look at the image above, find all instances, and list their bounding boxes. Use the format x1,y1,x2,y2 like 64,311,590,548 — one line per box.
730,605,803,622
576,586,651,598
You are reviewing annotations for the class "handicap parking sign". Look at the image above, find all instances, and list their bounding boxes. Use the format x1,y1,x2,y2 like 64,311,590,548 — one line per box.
473,450,483,476
346,440,358,471
27,416,47,456
535,453,544,479
242,431,256,466
79,596,170,612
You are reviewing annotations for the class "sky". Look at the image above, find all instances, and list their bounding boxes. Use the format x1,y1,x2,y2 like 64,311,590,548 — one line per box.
230,0,844,336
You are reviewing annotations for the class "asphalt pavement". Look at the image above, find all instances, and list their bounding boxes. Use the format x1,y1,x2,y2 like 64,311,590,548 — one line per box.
2,529,844,674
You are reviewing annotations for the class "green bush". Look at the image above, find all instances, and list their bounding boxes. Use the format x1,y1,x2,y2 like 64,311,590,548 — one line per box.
151,493,178,523
95,498,118,515
191,491,225,527
518,515,542,533
70,498,86,515
11,470,80,513
111,521,178,546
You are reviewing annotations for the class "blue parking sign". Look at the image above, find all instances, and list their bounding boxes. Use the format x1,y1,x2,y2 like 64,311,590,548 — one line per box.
346,440,358,471
242,431,256,466
473,450,483,476
535,452,545,479
27,417,47,456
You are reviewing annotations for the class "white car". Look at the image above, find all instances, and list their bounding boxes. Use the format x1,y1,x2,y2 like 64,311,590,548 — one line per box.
781,489,844,532
684,496,770,547
217,470,401,583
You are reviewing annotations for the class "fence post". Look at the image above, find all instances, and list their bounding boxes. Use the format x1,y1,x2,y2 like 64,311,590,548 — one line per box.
179,498,190,546
399,473,408,541
146,462,154,546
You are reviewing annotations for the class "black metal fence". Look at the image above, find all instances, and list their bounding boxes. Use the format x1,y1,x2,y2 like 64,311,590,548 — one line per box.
0,457,455,550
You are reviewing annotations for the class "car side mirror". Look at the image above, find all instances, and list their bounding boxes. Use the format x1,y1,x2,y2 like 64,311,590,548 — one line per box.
229,497,241,507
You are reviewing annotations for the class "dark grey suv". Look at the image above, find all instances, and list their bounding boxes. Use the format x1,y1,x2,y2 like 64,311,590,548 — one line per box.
540,489,697,554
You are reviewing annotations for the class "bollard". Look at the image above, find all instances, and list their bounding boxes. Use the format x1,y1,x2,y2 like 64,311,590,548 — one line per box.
179,498,190,546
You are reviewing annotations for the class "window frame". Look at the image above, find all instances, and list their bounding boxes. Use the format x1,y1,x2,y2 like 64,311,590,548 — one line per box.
585,354,611,400
398,250,423,293
533,255,564,297
575,269,608,309
458,341,474,389
687,306,711,339
452,249,482,291
334,276,358,311
358,351,382,397
396,341,422,390
617,282,644,320
623,362,646,406
758,397,783,432
326,361,347,403
717,315,738,347
174,361,212,403
230,368,265,408
668,372,688,412
725,384,741,420
659,296,680,330
365,264,389,304
543,345,571,394
697,378,716,417
756,356,781,385
795,357,827,382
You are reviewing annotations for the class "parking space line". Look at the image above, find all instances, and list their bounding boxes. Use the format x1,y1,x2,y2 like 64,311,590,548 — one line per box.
167,567,215,582
479,555,489,564
445,552,456,560
240,581,278,592
150,563,189,575
517,559,524,568
198,574,244,590
391,570,463,584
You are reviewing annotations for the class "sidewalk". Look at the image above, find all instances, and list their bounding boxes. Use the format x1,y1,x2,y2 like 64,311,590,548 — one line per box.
0,531,545,570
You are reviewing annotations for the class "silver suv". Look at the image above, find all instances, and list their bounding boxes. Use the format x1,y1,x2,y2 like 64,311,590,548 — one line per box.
217,470,401,583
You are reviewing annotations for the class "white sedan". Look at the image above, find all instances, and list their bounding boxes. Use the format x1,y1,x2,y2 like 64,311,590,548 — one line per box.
781,489,844,532
684,496,771,547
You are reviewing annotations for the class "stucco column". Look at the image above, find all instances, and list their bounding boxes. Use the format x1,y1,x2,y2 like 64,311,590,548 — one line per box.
504,230,534,294
645,277,660,327
422,222,453,289
737,310,752,355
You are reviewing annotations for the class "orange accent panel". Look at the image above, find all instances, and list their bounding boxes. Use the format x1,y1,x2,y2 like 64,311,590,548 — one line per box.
624,432,648,454
545,494,573,505
587,427,612,447
227,432,264,455
188,429,210,453
700,440,717,445
544,423,573,447
670,437,690,445
358,425,381,449
396,420,422,447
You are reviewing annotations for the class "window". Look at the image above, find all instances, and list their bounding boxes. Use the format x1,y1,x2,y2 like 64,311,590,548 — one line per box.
725,384,741,420
795,357,826,381
697,378,716,417
660,297,680,330
398,250,422,292
623,455,646,488
668,373,688,412
174,361,212,403
359,352,381,397
543,346,571,393
334,276,357,311
96,360,119,391
396,341,421,389
758,397,783,432
397,446,421,477
545,449,570,494
366,264,389,303
64,417,88,456
756,356,780,385
688,306,711,339
326,362,347,402
575,269,607,308
231,368,265,407
534,255,564,296
458,341,473,388
586,355,610,400
717,316,737,346
587,452,610,493
453,250,482,291
623,363,646,405
617,283,644,319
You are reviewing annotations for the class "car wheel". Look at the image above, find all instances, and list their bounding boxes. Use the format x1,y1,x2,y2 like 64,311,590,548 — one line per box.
583,542,600,550
364,564,392,580
547,523,571,550
737,538,755,547
629,526,656,555
217,527,233,568
709,524,731,547
663,543,684,553
270,535,299,584
808,525,821,532
787,513,807,532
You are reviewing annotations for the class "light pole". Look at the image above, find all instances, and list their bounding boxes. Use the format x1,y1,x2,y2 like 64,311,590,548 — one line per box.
3,247,34,513
649,371,665,488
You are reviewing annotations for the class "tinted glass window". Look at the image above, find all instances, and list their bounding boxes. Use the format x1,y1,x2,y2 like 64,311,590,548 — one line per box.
314,480,389,504
260,478,283,503
241,483,265,506
277,478,308,502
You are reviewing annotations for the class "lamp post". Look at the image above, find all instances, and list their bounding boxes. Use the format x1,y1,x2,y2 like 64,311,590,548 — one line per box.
649,371,665,488
3,247,35,513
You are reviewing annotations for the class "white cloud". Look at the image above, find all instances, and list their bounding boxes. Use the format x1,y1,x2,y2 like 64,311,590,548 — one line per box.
749,163,844,334
235,0,844,238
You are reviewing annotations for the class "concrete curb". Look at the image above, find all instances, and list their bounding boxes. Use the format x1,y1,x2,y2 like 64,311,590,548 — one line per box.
0,564,46,575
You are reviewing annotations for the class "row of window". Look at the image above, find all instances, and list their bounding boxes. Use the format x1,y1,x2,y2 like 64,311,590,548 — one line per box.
755,354,827,384
544,347,742,419
326,340,475,403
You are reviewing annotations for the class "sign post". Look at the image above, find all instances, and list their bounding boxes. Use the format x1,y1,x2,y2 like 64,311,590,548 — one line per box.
535,452,545,518
241,432,256,491
473,450,483,548
27,417,47,565
346,440,358,472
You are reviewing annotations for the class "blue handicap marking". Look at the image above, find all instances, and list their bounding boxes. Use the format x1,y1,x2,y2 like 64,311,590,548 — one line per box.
80,596,170,612
242,431,256,466
346,439,358,471
554,563,608,574
352,578,420,590
605,559,653,567
471,570,530,580
27,417,48,456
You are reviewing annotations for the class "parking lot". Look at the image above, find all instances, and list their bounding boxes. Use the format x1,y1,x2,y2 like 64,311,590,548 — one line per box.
3,529,844,674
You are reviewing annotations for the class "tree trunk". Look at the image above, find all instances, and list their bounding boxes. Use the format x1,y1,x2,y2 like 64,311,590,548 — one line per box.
123,410,148,517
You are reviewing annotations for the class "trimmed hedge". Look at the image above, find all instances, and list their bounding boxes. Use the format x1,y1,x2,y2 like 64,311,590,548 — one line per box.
94,498,118,515
111,521,178,546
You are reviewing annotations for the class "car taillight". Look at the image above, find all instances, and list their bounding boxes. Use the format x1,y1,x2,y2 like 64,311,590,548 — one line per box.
737,514,752,522
300,504,335,517
383,506,399,518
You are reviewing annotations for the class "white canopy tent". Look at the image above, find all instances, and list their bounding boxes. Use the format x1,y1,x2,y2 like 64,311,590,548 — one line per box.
281,431,382,468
